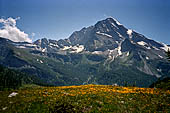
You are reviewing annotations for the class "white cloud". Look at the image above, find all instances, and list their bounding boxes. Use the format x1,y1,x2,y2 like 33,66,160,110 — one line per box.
0,17,32,43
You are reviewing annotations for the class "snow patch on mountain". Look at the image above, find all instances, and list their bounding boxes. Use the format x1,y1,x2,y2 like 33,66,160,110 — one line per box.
146,47,151,49
49,43,59,47
37,59,43,63
41,48,47,52
117,46,122,55
111,17,122,25
137,41,147,46
116,31,123,38
146,56,149,60
26,43,37,47
127,29,133,38
14,43,37,49
62,45,84,53
108,49,114,53
157,69,162,72
71,45,84,53
115,20,122,26
106,28,110,32
158,55,163,58
108,55,115,62
16,46,26,48
160,43,170,51
111,23,119,29
62,46,72,50
40,60,43,63
96,31,112,38
92,51,103,55
104,49,117,63
152,46,160,50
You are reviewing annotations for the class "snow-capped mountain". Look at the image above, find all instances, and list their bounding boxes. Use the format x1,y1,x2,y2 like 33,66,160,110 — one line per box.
31,17,169,55
0,17,170,87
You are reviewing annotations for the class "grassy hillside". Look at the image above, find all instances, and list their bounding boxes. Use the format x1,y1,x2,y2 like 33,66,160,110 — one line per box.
0,85,169,112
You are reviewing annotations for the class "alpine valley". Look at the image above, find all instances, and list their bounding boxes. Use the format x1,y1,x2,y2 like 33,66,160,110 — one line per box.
0,17,170,87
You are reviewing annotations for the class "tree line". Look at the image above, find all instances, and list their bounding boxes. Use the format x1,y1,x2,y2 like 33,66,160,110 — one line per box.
0,65,34,90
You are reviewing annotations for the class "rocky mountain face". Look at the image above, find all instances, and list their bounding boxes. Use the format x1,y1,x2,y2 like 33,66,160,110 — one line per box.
0,17,170,87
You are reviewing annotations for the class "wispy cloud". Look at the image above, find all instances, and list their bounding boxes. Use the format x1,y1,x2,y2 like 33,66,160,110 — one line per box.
0,17,32,43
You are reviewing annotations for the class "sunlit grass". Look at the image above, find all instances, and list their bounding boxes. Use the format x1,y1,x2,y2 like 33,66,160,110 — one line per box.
0,84,170,112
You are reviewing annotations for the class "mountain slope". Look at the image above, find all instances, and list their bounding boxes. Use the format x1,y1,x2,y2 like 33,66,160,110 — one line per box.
0,17,170,87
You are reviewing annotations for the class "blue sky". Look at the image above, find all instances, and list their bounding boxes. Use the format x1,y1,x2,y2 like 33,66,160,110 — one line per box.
0,0,170,44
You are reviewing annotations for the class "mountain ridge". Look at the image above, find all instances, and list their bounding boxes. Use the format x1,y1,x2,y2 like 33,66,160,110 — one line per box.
0,17,170,87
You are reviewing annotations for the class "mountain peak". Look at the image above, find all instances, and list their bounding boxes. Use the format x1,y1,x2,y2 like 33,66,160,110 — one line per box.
105,17,122,26
94,17,126,34
96,17,120,26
